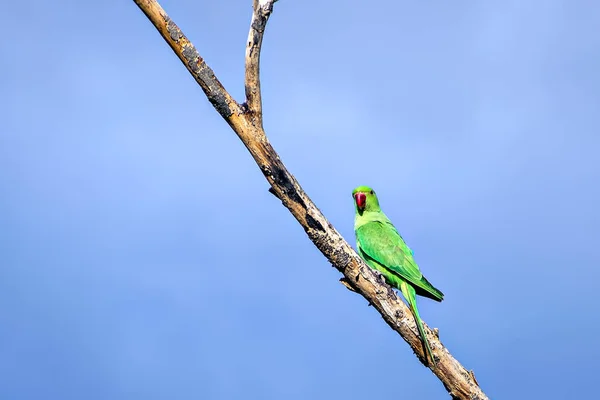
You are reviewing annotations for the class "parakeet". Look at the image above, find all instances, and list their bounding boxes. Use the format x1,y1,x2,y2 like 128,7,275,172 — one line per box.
352,185,444,365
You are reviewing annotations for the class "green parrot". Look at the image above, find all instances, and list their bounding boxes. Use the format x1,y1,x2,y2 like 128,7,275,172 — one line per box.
352,185,444,365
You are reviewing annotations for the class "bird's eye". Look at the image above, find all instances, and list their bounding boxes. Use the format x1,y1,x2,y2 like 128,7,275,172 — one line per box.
370,190,374,194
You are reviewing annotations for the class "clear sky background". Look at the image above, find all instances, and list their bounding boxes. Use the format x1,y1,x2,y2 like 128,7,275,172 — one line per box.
1,0,599,399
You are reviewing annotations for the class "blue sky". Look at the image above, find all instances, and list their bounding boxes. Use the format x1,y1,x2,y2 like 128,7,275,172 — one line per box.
1,0,599,398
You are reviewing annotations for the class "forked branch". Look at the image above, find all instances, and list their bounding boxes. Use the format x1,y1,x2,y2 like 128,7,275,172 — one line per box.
132,1,488,398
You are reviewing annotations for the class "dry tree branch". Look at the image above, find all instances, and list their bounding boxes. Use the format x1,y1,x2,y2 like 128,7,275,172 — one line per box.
244,0,275,125
132,1,489,399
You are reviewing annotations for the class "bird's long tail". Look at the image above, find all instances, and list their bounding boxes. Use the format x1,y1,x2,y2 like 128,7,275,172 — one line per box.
400,280,436,366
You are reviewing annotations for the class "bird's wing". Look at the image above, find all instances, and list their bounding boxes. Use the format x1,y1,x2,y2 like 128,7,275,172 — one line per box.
356,220,443,301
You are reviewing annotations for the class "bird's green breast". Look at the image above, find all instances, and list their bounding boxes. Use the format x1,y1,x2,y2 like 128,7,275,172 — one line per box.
354,210,391,231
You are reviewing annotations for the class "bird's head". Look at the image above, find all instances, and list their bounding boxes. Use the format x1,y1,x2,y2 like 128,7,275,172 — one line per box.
352,185,381,214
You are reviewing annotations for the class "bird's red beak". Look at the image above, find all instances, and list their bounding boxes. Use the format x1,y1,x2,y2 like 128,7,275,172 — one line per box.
354,192,366,210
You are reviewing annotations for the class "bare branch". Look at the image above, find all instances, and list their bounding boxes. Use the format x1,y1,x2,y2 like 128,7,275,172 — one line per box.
244,0,275,126
133,0,245,130
133,1,489,399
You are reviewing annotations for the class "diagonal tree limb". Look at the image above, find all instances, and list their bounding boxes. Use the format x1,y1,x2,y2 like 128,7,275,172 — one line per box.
133,0,245,132
132,1,488,399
